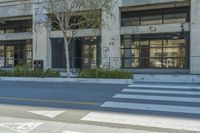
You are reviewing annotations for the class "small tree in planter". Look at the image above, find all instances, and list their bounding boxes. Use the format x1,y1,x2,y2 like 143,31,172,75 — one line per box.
16,0,113,77
45,0,113,77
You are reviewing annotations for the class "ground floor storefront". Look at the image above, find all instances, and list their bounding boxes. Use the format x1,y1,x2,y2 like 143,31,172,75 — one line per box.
49,31,191,74
0,32,193,74
51,37,101,69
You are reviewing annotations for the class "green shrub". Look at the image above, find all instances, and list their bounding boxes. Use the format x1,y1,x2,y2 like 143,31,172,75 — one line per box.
0,69,11,77
79,69,133,79
0,66,60,77
44,69,60,77
12,65,31,77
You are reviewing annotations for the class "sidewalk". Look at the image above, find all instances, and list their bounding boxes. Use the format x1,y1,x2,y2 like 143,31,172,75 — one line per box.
134,74,200,84
0,77,133,84
0,116,160,133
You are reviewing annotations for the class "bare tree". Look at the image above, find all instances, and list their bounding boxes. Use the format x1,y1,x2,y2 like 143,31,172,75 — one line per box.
40,0,112,77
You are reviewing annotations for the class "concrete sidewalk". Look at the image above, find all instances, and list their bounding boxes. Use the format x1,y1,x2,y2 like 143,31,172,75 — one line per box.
0,77,133,84
134,74,200,84
0,116,160,133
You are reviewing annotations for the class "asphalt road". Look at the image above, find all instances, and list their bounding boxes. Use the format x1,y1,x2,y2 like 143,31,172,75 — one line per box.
0,81,199,133
0,81,126,110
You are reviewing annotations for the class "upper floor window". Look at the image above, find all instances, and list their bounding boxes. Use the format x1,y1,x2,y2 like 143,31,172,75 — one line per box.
121,6,190,27
0,19,32,34
50,12,101,31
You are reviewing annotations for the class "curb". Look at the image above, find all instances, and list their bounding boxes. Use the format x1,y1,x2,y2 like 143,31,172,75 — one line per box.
0,77,133,84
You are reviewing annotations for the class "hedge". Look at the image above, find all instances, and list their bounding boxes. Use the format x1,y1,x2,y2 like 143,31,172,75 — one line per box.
79,69,132,79
0,65,60,77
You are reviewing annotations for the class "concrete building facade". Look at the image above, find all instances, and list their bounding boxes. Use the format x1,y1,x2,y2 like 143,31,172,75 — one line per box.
0,0,199,74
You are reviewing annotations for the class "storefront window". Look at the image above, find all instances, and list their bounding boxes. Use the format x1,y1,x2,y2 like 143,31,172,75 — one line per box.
51,37,100,69
0,40,32,67
121,32,189,69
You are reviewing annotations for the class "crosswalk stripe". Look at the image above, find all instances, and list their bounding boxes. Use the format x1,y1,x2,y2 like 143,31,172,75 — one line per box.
122,89,200,95
128,85,200,89
113,94,200,103
101,102,200,114
81,112,200,132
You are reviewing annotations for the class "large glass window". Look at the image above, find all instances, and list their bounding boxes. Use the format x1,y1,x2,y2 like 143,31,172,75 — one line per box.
51,13,101,31
0,40,32,68
140,15,162,25
121,32,189,69
51,37,100,69
0,20,32,34
121,6,190,27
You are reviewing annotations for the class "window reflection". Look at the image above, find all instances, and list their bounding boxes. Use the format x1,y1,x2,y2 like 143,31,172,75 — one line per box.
121,7,190,27
163,13,187,24
121,32,189,69
0,40,32,68
141,15,162,25
0,20,32,34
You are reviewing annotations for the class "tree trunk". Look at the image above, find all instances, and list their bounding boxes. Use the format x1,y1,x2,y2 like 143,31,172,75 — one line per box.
64,38,71,78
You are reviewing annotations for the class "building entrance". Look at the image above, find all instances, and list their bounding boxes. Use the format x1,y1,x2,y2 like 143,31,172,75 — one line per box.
51,37,100,69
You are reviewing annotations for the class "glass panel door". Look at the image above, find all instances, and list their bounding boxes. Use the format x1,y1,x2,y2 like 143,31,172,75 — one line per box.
140,40,150,68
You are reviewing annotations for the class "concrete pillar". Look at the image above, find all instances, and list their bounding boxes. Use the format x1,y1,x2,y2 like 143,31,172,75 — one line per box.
33,0,51,70
101,0,121,69
190,0,200,74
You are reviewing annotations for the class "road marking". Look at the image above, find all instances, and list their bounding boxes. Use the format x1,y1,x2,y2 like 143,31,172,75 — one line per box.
101,102,200,114
128,84,200,89
29,111,65,118
63,131,85,133
81,112,200,132
113,94,200,103
0,122,43,133
0,96,100,106
122,89,200,95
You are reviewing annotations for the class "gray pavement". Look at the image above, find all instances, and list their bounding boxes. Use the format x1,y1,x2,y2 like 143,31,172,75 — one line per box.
0,77,133,84
0,115,162,133
0,81,200,133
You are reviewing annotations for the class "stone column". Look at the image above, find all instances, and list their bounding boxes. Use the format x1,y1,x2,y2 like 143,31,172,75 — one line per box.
33,0,51,70
101,0,121,69
190,0,200,74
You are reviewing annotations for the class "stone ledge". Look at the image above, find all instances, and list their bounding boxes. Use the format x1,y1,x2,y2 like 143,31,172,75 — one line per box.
0,77,133,84
134,74,200,84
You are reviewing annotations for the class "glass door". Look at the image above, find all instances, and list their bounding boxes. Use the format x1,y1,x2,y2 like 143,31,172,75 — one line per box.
140,40,150,68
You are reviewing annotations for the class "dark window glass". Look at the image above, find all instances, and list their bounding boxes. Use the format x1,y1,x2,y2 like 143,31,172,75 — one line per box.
51,37,100,69
163,13,187,24
0,23,5,34
0,20,32,34
51,13,101,31
121,6,190,27
0,40,32,68
140,15,162,25
121,17,140,27
121,32,189,69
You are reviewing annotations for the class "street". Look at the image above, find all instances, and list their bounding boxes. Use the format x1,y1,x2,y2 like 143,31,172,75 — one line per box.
0,81,200,133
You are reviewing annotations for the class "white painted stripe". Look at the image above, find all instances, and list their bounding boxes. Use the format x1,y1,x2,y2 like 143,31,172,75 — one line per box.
81,112,200,132
29,111,65,118
113,94,200,103
101,102,200,114
128,84,200,89
122,89,200,95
